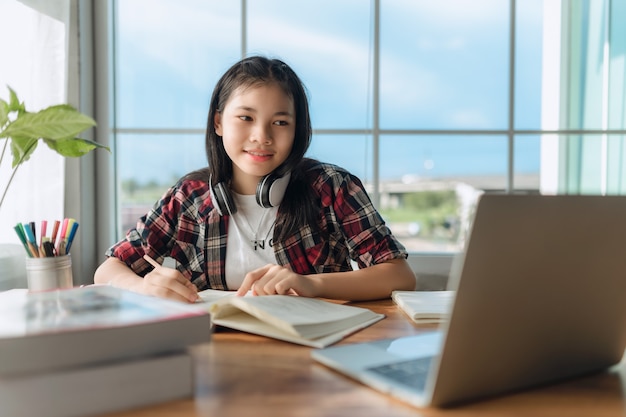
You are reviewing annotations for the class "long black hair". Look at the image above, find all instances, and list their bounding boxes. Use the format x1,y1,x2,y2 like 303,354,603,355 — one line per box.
188,56,321,241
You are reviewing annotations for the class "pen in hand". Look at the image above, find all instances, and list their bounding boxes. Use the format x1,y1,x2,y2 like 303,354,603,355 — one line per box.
143,254,198,302
143,254,162,270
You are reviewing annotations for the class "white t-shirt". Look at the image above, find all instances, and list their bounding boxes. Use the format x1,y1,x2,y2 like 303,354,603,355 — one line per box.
225,192,278,290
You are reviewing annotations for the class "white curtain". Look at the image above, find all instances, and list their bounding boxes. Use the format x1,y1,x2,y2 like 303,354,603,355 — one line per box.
0,0,69,244
540,0,626,195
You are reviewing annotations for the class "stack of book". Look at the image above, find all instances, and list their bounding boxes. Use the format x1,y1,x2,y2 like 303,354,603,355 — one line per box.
0,285,212,417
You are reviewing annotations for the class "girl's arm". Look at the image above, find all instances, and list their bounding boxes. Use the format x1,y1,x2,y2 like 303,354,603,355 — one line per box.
309,258,416,300
237,258,416,301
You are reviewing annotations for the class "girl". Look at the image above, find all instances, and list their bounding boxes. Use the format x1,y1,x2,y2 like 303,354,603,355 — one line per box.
94,56,416,303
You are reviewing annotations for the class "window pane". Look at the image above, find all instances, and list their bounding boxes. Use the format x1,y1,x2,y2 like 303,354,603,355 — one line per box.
514,135,541,190
378,135,507,252
515,0,544,129
306,135,371,182
116,133,206,235
380,135,508,185
247,0,371,129
107,0,626,256
380,0,510,130
115,0,240,129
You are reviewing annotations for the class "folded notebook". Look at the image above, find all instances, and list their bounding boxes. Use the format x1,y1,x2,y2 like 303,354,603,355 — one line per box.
392,290,455,324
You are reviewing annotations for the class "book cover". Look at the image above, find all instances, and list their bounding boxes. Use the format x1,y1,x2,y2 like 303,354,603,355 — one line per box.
0,285,211,376
0,351,194,417
392,290,455,324
206,294,385,348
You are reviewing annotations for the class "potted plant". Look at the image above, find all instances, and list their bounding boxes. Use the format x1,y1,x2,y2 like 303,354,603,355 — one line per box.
0,86,109,209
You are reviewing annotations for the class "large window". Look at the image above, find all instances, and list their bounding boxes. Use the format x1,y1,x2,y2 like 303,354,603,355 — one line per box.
104,0,626,262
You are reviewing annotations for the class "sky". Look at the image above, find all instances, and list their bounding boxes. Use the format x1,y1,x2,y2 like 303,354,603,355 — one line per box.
113,0,544,187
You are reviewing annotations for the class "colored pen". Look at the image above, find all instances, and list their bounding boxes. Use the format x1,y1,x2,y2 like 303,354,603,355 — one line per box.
22,223,40,258
50,220,60,246
143,255,161,269
59,218,69,242
56,218,70,255
13,224,33,258
65,221,80,253
40,220,47,247
43,240,55,257
29,222,37,249
57,239,66,256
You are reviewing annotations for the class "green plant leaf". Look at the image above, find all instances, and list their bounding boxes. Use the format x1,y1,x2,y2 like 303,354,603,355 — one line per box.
0,88,109,211
7,87,24,113
10,136,39,168
0,106,96,140
0,99,8,128
43,137,109,157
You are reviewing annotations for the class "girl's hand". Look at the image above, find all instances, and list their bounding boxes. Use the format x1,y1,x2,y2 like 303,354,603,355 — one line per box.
137,255,198,303
236,264,321,297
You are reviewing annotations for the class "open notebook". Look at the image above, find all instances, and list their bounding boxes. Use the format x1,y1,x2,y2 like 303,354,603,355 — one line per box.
312,194,626,408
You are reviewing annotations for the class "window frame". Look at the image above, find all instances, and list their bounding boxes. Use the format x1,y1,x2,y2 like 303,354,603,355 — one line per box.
92,0,626,285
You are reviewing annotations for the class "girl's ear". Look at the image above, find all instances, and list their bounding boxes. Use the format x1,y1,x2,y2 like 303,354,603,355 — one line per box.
214,112,223,136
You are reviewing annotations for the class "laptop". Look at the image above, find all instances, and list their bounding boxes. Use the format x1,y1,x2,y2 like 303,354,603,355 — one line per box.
312,194,626,408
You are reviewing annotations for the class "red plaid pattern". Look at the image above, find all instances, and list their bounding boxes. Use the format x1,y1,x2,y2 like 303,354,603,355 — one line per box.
106,162,408,290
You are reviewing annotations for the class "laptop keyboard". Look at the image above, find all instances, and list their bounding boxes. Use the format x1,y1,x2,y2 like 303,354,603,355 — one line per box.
366,356,433,391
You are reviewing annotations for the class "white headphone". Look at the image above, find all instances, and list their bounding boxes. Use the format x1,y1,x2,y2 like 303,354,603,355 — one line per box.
209,172,291,216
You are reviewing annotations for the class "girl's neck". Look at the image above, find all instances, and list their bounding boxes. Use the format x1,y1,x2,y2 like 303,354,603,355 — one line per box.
230,172,262,195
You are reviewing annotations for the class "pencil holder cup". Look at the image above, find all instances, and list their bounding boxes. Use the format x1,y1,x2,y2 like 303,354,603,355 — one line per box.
25,255,73,291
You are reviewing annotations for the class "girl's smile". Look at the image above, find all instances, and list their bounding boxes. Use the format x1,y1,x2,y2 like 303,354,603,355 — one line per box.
245,149,274,162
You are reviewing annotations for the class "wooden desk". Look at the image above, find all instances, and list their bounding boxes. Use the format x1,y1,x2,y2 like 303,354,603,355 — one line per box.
105,299,626,417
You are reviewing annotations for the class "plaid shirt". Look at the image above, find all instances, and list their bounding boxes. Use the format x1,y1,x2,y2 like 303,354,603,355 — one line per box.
106,162,408,290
